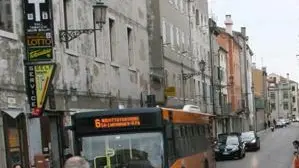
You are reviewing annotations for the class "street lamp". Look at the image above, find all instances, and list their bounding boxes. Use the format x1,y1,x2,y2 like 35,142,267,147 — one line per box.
199,60,206,73
59,1,108,43
181,59,206,106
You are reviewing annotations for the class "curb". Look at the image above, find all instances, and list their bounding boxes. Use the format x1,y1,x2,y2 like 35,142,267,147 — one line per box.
257,128,270,137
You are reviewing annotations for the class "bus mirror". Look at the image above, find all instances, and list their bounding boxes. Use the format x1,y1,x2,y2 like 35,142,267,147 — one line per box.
166,122,173,139
94,157,107,168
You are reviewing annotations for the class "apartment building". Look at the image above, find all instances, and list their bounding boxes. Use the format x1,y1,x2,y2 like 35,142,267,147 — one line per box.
268,73,299,120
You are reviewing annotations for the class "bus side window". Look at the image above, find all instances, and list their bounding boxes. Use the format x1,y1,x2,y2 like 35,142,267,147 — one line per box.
167,140,175,165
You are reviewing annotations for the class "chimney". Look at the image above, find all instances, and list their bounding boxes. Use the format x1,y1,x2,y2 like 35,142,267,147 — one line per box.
224,15,233,35
241,27,246,36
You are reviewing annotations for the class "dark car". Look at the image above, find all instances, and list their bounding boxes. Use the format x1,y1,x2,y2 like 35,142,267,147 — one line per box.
241,131,260,151
214,135,246,160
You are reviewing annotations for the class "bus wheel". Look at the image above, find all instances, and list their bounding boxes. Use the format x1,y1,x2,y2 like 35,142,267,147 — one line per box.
204,160,209,168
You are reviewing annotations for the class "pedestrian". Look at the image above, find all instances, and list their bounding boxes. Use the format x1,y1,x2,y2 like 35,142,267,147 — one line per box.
64,156,90,168
273,119,276,127
267,120,271,128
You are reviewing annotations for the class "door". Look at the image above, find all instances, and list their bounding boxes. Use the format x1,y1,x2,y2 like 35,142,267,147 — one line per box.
3,113,29,168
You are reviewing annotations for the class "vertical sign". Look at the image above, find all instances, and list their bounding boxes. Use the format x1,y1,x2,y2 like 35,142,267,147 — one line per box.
23,0,55,116
25,63,56,116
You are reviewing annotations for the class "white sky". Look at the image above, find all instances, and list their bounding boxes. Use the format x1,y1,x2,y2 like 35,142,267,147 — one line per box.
208,0,299,81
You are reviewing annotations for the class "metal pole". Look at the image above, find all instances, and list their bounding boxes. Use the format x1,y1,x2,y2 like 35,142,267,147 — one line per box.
203,73,207,112
93,8,98,58
209,21,216,115
277,86,280,119
181,62,186,104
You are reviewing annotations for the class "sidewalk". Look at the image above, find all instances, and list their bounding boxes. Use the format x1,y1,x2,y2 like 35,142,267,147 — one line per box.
257,128,270,138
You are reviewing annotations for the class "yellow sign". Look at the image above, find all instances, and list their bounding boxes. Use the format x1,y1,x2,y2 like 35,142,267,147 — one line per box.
29,48,53,61
35,64,55,109
165,86,176,97
26,63,56,116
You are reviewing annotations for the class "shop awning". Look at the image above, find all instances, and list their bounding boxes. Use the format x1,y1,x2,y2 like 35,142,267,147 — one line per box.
2,108,24,118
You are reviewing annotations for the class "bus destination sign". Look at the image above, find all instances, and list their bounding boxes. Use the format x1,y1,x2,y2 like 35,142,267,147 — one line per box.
94,116,141,129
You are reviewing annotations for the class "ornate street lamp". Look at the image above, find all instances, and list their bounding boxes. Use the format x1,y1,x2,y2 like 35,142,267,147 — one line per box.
59,1,108,43
199,60,206,73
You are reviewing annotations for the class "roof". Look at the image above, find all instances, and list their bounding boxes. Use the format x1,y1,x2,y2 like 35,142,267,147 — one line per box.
217,27,243,49
73,107,161,119
72,107,216,119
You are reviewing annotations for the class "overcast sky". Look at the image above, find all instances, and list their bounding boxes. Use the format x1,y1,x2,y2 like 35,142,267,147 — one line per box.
208,0,299,81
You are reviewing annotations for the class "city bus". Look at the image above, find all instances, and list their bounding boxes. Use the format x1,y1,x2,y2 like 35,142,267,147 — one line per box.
69,105,216,168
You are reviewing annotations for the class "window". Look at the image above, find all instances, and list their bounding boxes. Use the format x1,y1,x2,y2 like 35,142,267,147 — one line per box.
81,132,164,168
0,0,13,33
283,91,288,99
293,96,296,103
198,81,200,96
210,85,213,103
195,9,199,25
169,24,174,49
174,0,178,9
180,0,184,13
181,31,185,49
162,18,166,43
203,83,207,101
176,27,180,47
270,92,275,99
271,103,276,110
283,102,289,110
292,86,296,91
293,108,297,111
127,27,133,66
185,0,189,15
109,18,116,62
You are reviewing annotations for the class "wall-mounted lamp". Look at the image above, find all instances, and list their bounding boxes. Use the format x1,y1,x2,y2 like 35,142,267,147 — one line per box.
59,1,108,43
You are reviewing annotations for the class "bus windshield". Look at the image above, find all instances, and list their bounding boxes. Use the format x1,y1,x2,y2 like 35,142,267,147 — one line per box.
80,132,164,168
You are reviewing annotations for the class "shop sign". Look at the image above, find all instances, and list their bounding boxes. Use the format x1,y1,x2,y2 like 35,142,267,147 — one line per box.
28,47,53,61
26,32,53,48
23,0,52,33
25,63,56,116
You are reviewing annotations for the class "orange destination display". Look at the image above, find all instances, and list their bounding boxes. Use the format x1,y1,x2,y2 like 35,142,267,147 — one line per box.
94,116,141,128
73,111,162,135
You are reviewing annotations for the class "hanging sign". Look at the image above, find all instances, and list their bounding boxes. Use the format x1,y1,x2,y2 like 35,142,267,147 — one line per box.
25,63,56,116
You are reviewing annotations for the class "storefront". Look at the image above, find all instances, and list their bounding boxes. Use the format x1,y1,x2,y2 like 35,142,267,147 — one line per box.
1,110,29,168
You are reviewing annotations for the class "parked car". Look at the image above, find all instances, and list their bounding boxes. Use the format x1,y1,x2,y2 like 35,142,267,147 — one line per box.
279,119,287,126
285,119,291,125
214,134,246,160
276,121,284,128
241,131,260,151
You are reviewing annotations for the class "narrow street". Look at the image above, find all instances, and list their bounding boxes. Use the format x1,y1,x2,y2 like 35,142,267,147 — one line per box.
216,123,299,168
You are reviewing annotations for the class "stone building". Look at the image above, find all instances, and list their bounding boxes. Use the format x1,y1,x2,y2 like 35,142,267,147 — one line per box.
268,73,299,120
0,0,151,167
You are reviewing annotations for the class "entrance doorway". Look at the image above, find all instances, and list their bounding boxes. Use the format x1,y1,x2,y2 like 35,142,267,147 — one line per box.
2,112,29,168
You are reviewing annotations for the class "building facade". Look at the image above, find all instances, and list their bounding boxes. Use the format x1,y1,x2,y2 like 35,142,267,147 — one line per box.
216,15,244,132
216,46,230,134
0,0,151,167
147,0,193,105
252,65,268,131
268,73,298,120
233,27,254,131
147,0,212,111
0,0,33,167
